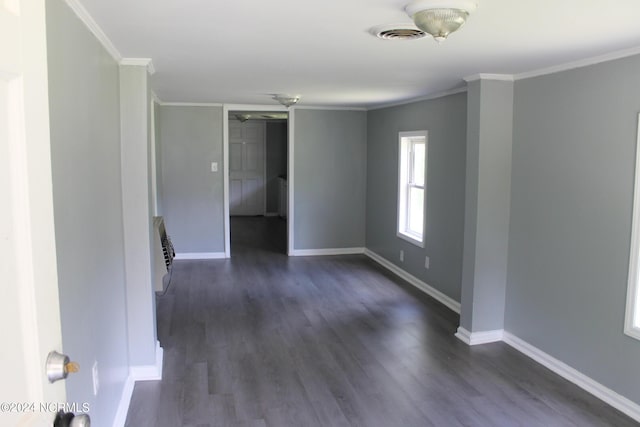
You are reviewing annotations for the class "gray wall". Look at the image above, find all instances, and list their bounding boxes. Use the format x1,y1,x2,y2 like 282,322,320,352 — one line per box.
294,109,367,250
506,54,640,404
154,101,164,215
47,0,129,425
266,121,287,213
366,93,467,302
120,65,157,367
158,106,225,253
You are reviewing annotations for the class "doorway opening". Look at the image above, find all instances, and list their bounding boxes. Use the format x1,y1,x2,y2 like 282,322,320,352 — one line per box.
226,109,289,256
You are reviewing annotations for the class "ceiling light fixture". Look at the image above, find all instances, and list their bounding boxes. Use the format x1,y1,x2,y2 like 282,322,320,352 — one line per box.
405,0,477,43
235,114,251,123
273,94,300,108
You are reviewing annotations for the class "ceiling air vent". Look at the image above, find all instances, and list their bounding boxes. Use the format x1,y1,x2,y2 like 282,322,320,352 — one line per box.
371,24,427,40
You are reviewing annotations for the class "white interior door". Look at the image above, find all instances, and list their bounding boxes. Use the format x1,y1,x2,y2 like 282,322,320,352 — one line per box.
0,1,67,425
229,120,265,216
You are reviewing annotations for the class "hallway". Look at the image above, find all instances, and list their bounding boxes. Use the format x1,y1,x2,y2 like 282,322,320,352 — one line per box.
230,216,287,256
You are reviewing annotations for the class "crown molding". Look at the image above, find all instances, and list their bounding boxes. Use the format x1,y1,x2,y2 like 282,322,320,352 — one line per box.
294,105,367,112
120,58,155,75
150,91,162,104
464,73,514,83
368,86,467,111
64,0,122,62
514,45,640,81
160,102,224,107
156,102,366,111
223,103,288,111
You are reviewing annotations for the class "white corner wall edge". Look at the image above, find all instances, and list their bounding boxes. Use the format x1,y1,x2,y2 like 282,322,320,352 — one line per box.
463,73,514,83
364,249,461,314
112,341,163,426
291,247,365,256
502,332,640,423
455,327,504,345
174,252,227,260
120,58,156,75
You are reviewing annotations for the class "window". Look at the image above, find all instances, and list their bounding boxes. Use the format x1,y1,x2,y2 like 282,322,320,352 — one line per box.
397,131,427,247
626,114,640,341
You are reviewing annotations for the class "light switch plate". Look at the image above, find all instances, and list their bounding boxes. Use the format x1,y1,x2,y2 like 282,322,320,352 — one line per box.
92,361,99,396
211,162,218,172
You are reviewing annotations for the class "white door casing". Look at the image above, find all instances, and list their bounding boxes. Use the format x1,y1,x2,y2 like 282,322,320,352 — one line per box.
222,104,290,258
0,0,66,426
229,120,265,216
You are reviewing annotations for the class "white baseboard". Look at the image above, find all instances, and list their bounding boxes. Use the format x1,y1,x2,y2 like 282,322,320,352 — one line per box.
290,247,365,256
455,327,504,345
113,341,163,426
130,341,164,381
364,249,461,314
502,332,640,423
112,375,135,427
174,252,227,260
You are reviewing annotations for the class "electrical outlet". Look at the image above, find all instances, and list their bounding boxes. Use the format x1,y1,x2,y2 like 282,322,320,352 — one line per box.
399,250,404,262
92,361,99,396
425,256,430,269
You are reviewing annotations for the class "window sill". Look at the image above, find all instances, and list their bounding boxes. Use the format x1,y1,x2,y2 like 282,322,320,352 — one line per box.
624,325,640,341
397,231,424,248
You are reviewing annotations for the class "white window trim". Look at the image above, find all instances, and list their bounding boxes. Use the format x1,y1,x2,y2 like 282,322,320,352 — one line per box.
625,113,640,341
397,130,428,248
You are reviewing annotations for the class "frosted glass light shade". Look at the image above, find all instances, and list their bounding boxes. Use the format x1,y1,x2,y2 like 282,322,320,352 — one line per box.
405,0,477,42
412,8,469,42
273,94,300,107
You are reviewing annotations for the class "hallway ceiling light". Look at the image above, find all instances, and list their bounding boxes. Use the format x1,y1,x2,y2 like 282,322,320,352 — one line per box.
405,0,477,43
273,94,300,108
235,114,251,122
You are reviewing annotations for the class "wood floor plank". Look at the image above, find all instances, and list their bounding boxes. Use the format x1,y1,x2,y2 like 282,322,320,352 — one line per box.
154,381,184,427
182,362,210,426
125,381,163,427
209,393,237,427
125,217,639,427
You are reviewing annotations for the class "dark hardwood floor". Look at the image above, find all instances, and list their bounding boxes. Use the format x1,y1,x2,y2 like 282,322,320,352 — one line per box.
125,217,638,427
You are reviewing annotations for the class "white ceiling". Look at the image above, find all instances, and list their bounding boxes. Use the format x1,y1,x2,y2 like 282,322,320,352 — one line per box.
76,0,640,108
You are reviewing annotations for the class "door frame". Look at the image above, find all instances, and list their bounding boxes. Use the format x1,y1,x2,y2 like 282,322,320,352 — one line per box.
222,104,294,257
